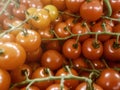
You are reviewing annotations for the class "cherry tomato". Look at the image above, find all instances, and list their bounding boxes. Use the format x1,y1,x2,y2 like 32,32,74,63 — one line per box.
66,0,85,13
41,50,64,71
12,4,27,20
0,68,11,90
103,39,120,61
31,67,54,89
10,64,32,83
55,67,79,89
38,26,54,43
46,84,69,90
62,39,81,59
51,0,66,11
96,68,120,90
72,22,90,42
0,33,15,43
45,40,61,52
0,7,9,24
3,16,20,30
90,59,105,69
44,5,59,22
110,0,120,11
16,29,41,52
29,9,51,29
54,22,70,38
65,17,76,29
0,42,26,70
72,57,88,69
91,21,112,42
28,0,43,9
26,47,42,62
80,0,103,22
75,82,103,90
20,85,40,90
41,0,51,6
20,0,31,9
82,38,103,60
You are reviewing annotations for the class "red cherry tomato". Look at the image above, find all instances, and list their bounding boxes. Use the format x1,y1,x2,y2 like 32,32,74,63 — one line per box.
96,68,120,90
0,68,11,90
103,39,120,61
62,39,81,59
55,67,79,89
80,0,103,22
82,38,103,60
76,82,103,90
0,42,26,70
41,50,64,71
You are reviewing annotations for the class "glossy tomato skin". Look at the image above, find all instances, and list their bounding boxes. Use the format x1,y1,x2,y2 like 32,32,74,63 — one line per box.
96,68,120,90
51,0,66,11
0,68,11,90
0,42,26,70
30,9,51,29
82,38,103,60
80,0,103,22
0,33,15,43
75,82,103,90
46,84,69,90
103,39,120,61
72,22,90,42
10,64,32,83
41,50,64,71
12,4,27,20
110,0,120,11
16,29,41,52
66,0,85,13
31,67,54,89
55,68,79,89
54,22,70,38
91,21,112,42
62,39,81,59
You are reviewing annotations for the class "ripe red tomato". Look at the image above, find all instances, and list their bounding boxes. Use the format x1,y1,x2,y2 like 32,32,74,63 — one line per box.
72,57,88,69
0,33,15,43
66,0,85,13
12,4,27,20
96,68,120,90
51,0,66,11
71,22,90,42
55,67,79,89
0,68,11,90
54,22,70,38
26,47,42,62
31,67,54,89
80,0,103,22
62,39,81,59
10,64,32,83
82,38,103,60
110,0,120,11
103,39,120,61
75,82,103,90
91,21,113,42
0,42,26,70
16,29,41,52
46,84,69,90
41,50,64,71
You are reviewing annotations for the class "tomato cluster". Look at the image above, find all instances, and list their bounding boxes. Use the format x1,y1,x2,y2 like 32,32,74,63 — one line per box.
0,0,120,90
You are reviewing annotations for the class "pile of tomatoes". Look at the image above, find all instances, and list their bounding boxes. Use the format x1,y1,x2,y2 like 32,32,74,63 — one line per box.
0,0,120,90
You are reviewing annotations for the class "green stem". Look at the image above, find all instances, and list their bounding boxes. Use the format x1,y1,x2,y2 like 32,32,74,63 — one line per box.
103,0,112,17
0,0,11,15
